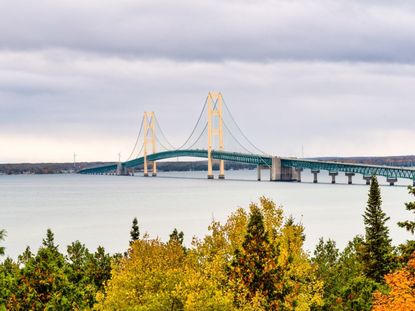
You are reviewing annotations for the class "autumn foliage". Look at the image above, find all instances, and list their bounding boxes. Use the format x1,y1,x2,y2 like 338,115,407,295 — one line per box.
95,197,323,310
372,253,415,311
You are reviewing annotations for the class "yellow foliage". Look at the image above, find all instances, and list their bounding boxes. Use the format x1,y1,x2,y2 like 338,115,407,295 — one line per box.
95,197,323,310
94,238,186,310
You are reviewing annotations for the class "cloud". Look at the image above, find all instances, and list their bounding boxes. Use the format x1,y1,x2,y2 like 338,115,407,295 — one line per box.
1,49,414,162
1,1,415,162
1,0,415,62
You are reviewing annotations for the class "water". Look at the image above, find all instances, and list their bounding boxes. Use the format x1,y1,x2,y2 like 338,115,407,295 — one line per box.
1,170,413,259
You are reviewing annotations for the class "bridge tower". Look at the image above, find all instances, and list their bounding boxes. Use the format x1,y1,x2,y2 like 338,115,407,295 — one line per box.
143,111,157,177
207,92,225,179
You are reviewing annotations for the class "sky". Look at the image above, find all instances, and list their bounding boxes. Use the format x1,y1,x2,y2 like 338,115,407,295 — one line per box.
1,0,415,163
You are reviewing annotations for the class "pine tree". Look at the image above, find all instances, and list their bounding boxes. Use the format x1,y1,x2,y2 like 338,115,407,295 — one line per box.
129,217,140,245
169,228,184,245
398,186,415,234
42,228,58,251
360,176,392,282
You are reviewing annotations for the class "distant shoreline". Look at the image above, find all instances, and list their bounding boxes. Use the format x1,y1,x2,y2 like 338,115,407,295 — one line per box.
1,155,414,175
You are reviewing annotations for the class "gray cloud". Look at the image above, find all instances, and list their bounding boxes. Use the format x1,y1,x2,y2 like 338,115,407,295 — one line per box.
1,1,415,162
1,50,414,162
1,0,415,62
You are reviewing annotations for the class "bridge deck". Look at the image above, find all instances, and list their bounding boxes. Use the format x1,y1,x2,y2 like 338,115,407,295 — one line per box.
78,149,415,181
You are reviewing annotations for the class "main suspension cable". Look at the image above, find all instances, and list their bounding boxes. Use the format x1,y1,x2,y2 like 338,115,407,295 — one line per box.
126,115,145,161
185,122,208,150
220,116,271,168
176,97,208,150
155,135,172,152
222,99,269,155
154,116,176,150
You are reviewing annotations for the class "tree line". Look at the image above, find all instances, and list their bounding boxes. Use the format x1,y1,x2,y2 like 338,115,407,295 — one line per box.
1,176,415,310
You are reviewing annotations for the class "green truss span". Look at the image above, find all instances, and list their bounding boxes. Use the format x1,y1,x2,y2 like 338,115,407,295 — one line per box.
282,158,415,181
78,149,415,181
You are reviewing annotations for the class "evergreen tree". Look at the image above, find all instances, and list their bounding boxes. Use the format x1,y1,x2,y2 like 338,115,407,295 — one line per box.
169,228,184,245
129,217,140,244
398,186,415,234
0,229,6,256
42,228,58,251
228,204,282,308
360,176,392,282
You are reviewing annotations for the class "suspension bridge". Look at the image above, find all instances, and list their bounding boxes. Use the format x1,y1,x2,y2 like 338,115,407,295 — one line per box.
79,92,415,186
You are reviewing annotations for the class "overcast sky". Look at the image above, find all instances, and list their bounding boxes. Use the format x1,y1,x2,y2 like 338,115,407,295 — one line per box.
1,0,414,163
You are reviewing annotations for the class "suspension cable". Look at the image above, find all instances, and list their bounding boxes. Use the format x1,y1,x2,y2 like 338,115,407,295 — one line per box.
135,143,144,159
222,99,269,155
155,135,172,152
185,122,208,150
176,97,208,150
126,115,145,161
184,95,218,150
154,116,176,150
220,117,271,168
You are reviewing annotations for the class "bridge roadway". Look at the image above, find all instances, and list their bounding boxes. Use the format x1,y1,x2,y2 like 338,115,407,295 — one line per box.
78,149,415,185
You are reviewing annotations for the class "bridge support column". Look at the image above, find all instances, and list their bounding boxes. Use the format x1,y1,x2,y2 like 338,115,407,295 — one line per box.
116,163,128,176
363,176,371,185
271,157,281,181
311,170,320,183
345,172,355,184
329,172,338,184
257,165,261,181
387,177,397,186
152,161,157,177
295,168,303,182
413,179,415,187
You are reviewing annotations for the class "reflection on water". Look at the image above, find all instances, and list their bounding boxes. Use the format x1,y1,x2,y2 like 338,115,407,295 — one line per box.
0,170,413,259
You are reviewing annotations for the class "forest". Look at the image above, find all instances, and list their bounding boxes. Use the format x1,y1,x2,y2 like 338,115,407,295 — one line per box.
1,176,414,310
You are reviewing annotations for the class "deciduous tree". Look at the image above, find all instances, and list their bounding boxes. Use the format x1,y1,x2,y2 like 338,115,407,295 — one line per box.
372,253,415,310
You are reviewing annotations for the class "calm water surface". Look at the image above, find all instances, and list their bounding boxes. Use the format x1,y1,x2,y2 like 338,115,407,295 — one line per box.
1,170,413,259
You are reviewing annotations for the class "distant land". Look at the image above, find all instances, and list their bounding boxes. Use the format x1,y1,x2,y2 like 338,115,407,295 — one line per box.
1,155,414,175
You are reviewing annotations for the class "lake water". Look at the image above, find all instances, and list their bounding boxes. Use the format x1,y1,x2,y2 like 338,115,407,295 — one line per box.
1,169,413,259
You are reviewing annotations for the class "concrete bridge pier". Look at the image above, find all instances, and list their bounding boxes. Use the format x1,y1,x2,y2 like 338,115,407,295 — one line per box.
345,173,355,184
413,179,415,187
116,163,128,176
387,177,397,186
363,176,371,185
329,172,338,184
295,168,303,182
270,157,281,181
311,170,320,183
270,157,298,181
257,165,261,181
